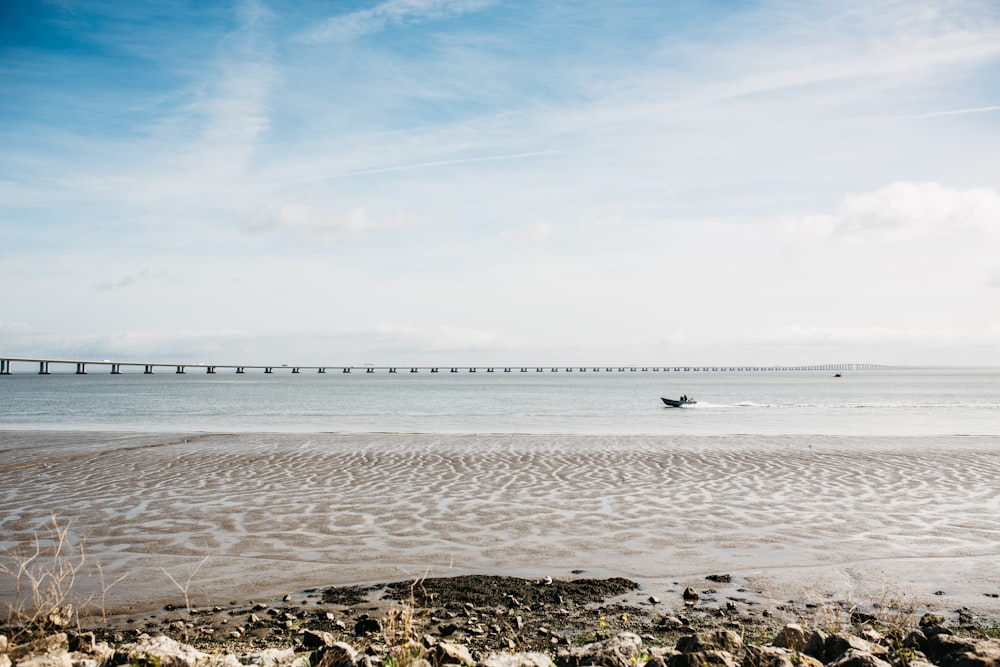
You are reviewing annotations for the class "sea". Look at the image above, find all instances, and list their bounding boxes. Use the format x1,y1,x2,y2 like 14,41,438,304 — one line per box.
1,366,998,436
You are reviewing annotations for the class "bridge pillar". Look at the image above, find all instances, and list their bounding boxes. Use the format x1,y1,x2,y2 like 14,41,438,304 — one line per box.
389,368,397,373
39,361,50,375
206,367,216,374
176,366,186,374
0,359,9,375
265,367,273,373
342,368,351,373
318,368,326,373
292,368,300,374
144,365,155,374
75,363,87,375
410,368,418,373
236,367,245,374
431,368,439,373
111,364,121,374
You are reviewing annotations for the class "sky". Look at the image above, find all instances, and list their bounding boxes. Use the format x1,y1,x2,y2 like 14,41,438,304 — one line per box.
1,0,999,367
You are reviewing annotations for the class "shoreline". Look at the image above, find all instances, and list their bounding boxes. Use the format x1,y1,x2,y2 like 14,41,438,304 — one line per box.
32,573,1000,665
3,430,1000,624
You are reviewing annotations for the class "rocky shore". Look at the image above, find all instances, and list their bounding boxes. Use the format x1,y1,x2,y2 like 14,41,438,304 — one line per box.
3,576,999,667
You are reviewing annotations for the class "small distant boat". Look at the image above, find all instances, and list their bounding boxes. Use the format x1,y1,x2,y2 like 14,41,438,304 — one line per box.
661,396,697,408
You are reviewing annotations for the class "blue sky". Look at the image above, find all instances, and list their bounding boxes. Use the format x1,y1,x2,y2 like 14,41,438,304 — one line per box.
2,0,999,366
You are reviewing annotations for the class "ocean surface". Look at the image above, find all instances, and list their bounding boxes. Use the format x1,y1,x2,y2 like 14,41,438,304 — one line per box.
1,367,998,435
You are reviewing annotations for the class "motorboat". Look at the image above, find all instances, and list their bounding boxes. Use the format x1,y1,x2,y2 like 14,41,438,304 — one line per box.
661,396,696,407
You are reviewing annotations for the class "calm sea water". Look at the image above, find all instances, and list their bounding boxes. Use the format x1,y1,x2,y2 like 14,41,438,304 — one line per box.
1,367,997,436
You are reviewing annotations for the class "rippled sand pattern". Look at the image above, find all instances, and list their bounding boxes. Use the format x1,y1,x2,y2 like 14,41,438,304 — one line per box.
1,432,998,612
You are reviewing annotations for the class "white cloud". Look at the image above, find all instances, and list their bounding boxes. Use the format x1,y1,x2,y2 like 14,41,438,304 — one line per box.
94,268,170,292
243,204,411,242
298,0,498,43
367,322,520,353
795,181,1000,240
501,219,557,243
761,324,1000,349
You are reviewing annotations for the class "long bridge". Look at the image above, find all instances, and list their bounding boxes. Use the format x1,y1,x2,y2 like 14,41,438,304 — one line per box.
0,357,897,376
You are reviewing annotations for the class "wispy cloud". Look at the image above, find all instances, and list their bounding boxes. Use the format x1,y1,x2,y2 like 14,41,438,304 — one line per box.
94,268,169,293
244,204,412,243
900,105,1000,119
795,181,1000,239
298,0,498,43
762,324,1000,349
344,150,559,177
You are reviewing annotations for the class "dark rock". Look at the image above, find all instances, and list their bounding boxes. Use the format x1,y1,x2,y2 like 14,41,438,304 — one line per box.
803,630,829,661
429,641,475,666
920,614,947,628
675,630,743,655
824,633,885,662
556,632,643,667
683,588,700,602
669,649,738,667
302,629,336,649
312,641,369,667
744,645,822,667
706,575,732,584
826,648,892,667
925,633,1000,667
771,624,807,652
353,617,382,637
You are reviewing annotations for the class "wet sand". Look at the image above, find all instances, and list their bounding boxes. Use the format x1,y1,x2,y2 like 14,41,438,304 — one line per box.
1,430,998,618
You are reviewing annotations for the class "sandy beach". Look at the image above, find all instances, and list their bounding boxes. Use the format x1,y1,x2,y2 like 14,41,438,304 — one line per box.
1,430,998,620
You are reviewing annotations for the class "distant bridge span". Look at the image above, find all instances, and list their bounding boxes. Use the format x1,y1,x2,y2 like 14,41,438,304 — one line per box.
0,357,899,376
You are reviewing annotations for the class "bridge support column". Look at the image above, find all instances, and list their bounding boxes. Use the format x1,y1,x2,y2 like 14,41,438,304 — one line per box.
318,368,326,373
144,365,155,374
265,367,273,373
76,363,87,375
236,367,245,374
111,364,121,374
292,368,300,374
206,367,216,374
176,366,186,374
39,361,50,375
342,368,351,373
0,359,9,375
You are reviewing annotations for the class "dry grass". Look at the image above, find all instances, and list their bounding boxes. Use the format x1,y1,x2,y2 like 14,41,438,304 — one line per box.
1,517,84,639
380,578,431,667
0,516,127,642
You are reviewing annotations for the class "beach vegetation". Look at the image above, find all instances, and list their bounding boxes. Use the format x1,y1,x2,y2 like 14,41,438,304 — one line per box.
375,579,430,667
0,515,126,642
0,516,87,638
